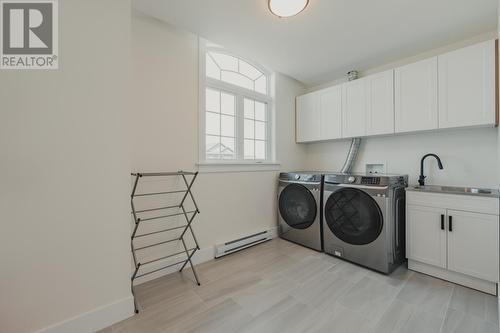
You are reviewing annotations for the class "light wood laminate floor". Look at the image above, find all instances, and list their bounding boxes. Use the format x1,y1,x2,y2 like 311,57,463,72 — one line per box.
99,238,499,333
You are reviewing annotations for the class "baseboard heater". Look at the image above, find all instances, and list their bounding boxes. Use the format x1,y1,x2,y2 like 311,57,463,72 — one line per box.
215,230,274,258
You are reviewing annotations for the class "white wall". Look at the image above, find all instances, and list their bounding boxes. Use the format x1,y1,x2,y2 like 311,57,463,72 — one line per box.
304,34,500,189
306,128,499,188
130,12,306,281
0,1,133,332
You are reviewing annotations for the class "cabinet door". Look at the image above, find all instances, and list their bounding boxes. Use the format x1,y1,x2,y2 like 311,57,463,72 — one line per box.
395,57,438,133
447,209,499,282
296,92,320,142
366,70,395,136
342,78,366,138
319,86,342,140
438,40,496,129
406,205,447,268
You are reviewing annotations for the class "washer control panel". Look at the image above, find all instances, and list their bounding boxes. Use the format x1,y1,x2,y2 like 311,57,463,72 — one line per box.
361,177,381,185
324,173,408,188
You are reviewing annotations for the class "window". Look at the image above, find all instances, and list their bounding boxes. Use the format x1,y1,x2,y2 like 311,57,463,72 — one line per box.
206,52,268,95
205,89,236,160
243,98,268,160
199,40,275,166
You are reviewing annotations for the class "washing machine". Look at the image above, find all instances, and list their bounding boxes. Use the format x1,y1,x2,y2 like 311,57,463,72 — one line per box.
278,172,322,251
323,173,408,273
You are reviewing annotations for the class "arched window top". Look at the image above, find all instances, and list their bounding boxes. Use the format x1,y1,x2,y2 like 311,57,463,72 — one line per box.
206,51,268,95
200,41,275,166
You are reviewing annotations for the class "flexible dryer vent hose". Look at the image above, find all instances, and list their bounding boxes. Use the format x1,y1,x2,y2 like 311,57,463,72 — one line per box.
340,138,361,174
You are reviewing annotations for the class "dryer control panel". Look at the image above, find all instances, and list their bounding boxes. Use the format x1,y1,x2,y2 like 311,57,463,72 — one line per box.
279,172,322,183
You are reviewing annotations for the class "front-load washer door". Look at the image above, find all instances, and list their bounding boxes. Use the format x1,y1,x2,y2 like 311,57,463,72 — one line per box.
279,183,317,230
324,188,383,245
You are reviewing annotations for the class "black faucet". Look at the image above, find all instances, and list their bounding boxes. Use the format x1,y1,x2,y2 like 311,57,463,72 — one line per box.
419,153,444,186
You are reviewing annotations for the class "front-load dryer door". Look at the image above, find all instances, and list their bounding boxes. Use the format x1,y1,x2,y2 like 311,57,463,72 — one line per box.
279,183,317,230
324,188,383,245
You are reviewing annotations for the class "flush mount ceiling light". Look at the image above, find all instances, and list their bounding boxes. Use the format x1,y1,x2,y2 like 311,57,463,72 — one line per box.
268,0,309,18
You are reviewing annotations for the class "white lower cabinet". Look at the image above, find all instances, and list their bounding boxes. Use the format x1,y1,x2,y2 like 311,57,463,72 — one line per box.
406,191,499,294
406,205,447,269
447,209,499,282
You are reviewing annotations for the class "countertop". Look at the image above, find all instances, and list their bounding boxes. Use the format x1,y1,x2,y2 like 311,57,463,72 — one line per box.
406,185,500,198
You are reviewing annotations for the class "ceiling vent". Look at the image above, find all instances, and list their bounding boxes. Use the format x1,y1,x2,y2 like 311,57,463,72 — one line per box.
347,70,359,81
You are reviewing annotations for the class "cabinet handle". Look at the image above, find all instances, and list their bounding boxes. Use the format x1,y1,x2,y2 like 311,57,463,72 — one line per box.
440,214,445,230
449,216,453,232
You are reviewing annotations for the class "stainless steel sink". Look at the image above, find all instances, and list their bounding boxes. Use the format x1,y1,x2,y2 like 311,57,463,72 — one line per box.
409,185,500,198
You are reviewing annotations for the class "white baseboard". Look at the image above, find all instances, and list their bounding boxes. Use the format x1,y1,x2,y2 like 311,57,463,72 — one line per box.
35,296,134,333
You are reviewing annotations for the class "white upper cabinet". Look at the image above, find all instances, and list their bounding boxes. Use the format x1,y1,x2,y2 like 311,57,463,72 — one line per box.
342,78,367,138
395,57,438,133
438,40,497,129
295,40,497,143
366,70,395,136
296,92,320,142
296,87,342,143
343,70,395,138
319,85,343,140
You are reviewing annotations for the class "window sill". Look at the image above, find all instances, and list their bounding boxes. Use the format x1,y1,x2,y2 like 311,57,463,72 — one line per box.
197,161,281,173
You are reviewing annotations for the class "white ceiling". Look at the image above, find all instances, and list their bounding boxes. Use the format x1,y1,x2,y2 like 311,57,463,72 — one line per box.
133,0,498,87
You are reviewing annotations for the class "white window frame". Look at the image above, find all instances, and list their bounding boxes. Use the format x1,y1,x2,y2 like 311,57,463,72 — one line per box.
198,38,279,172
